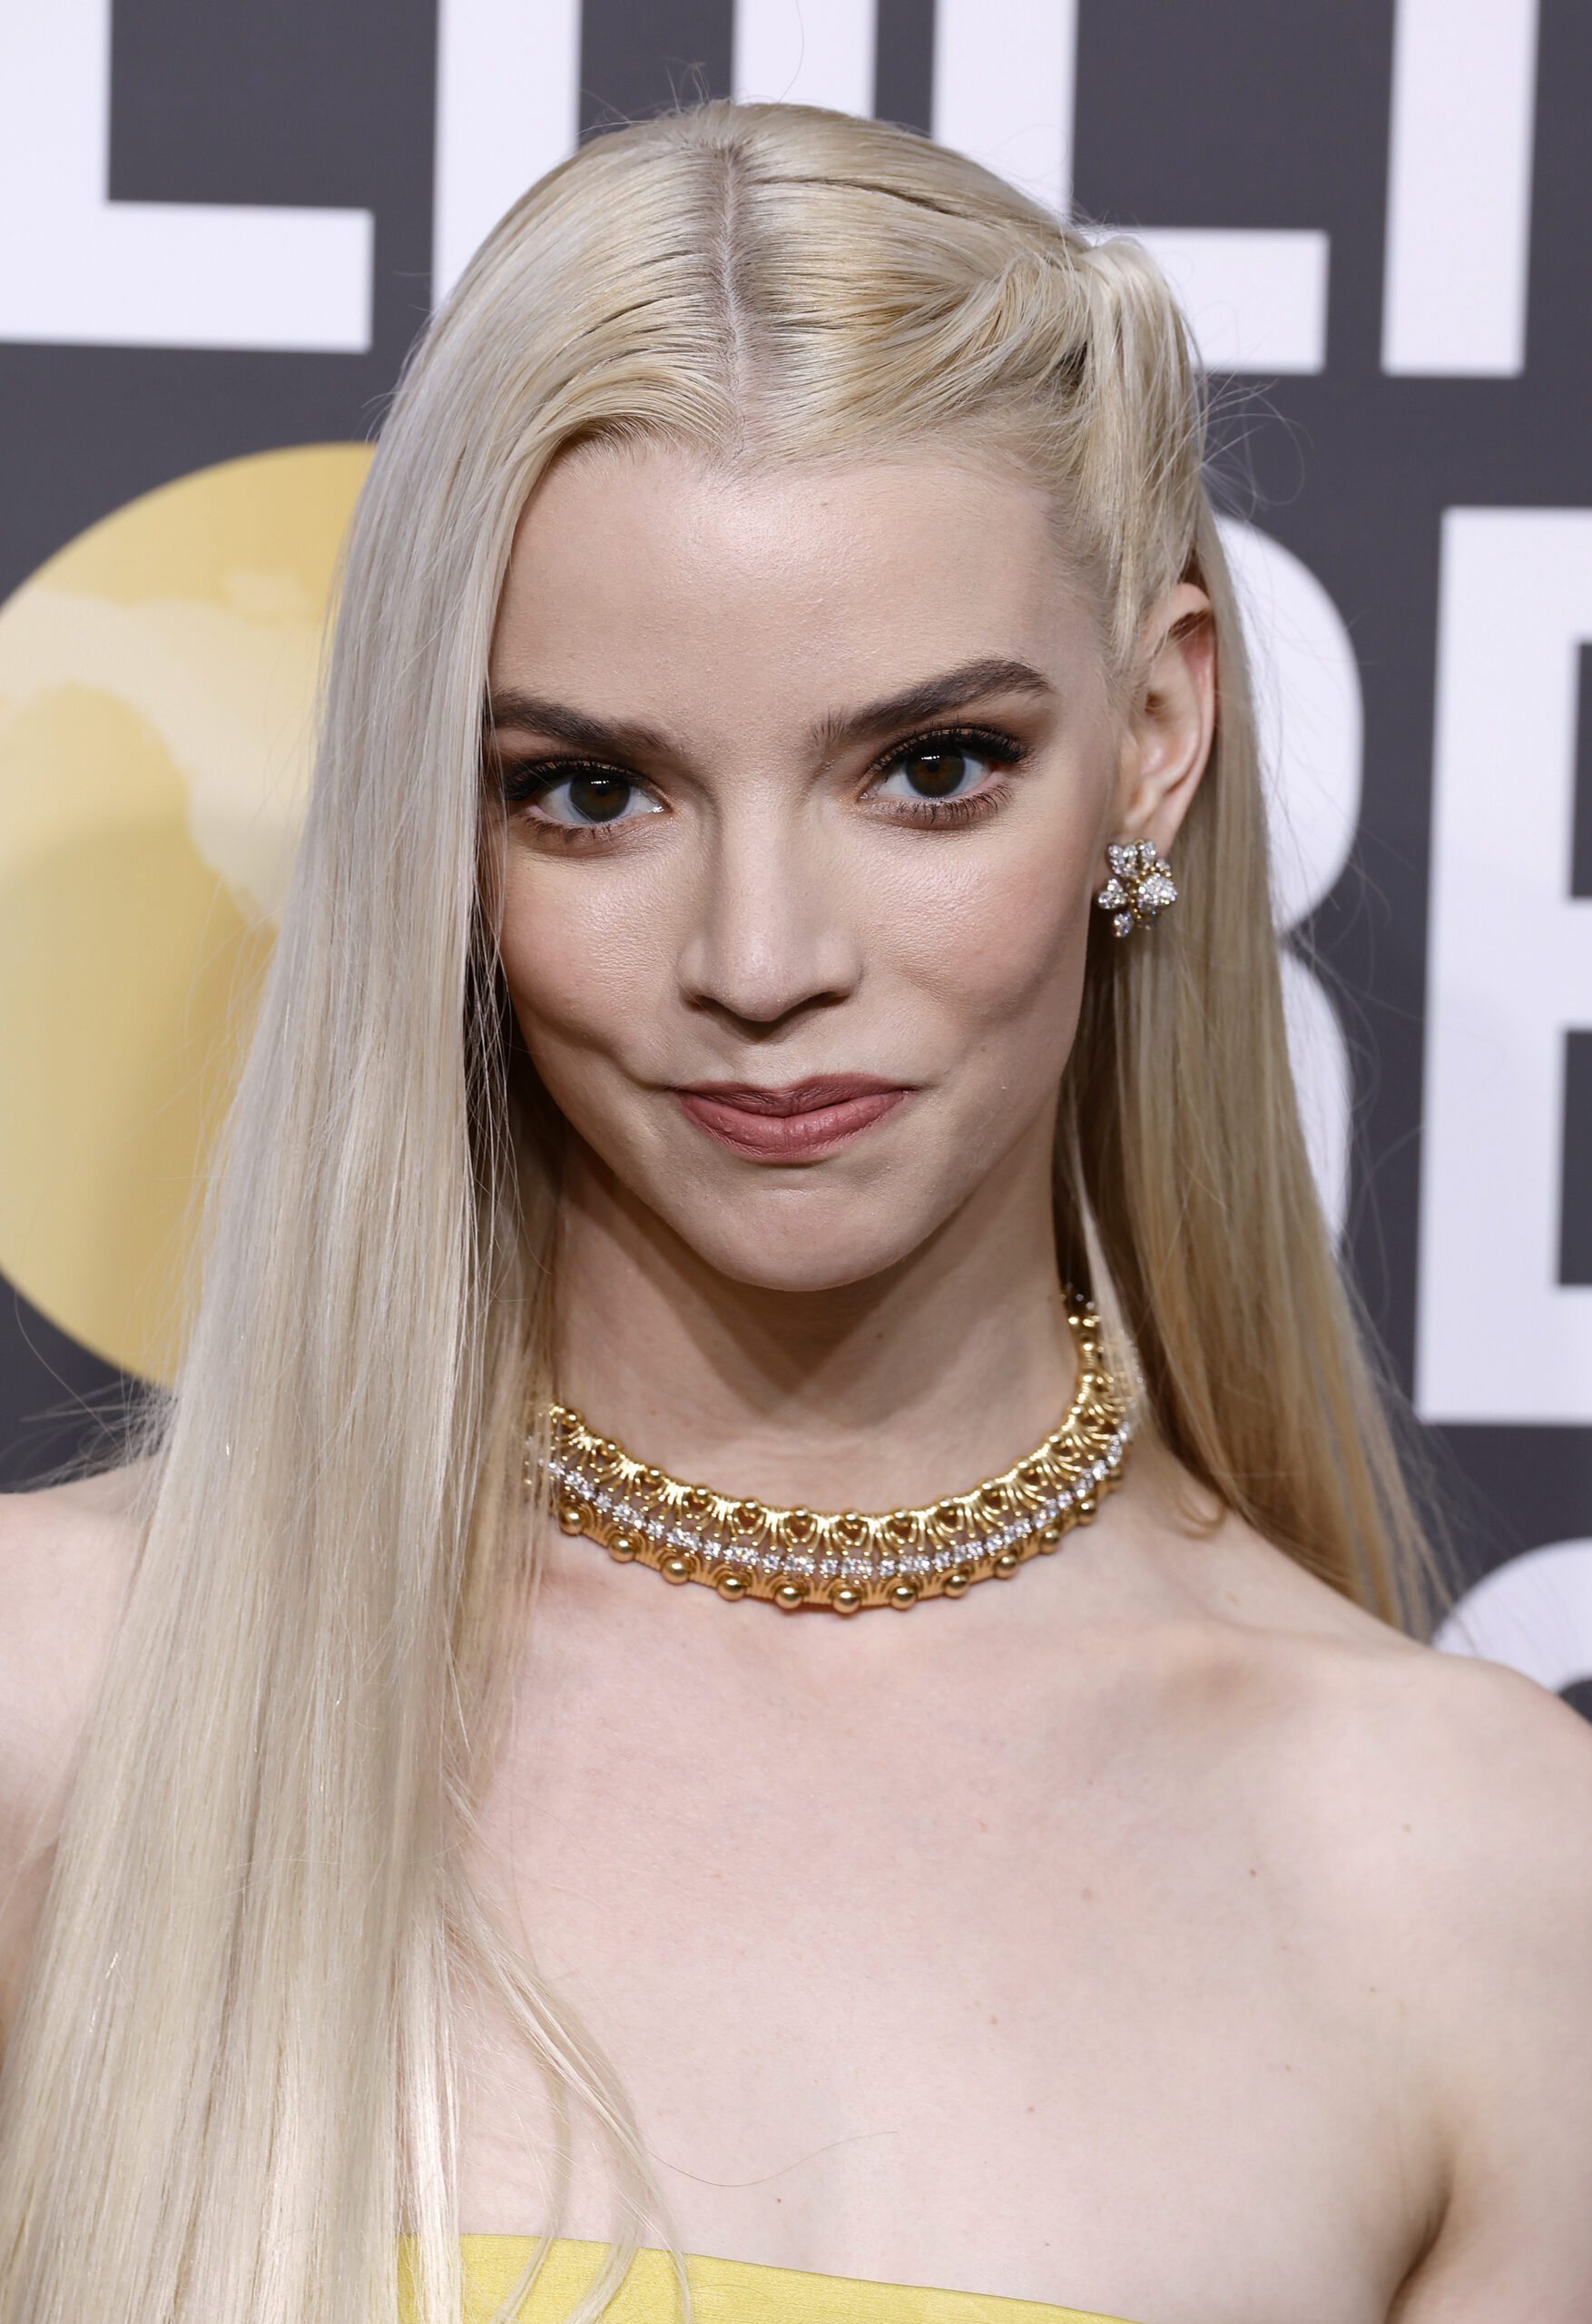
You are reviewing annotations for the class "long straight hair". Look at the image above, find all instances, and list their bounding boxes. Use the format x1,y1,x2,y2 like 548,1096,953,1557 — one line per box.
0,103,1433,2324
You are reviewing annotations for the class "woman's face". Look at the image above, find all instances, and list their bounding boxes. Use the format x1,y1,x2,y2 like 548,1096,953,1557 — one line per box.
488,442,1209,1293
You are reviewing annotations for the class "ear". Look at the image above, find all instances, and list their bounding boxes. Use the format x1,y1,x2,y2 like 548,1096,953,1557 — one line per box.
1107,581,1216,865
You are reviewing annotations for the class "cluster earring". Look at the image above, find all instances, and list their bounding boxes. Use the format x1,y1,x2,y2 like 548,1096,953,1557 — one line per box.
1096,838,1177,939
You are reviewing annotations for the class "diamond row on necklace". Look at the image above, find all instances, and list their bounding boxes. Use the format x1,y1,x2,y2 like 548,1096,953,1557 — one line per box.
529,1297,1131,1614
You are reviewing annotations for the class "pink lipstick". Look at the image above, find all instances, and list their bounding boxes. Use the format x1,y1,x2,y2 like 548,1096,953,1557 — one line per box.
673,1075,910,1161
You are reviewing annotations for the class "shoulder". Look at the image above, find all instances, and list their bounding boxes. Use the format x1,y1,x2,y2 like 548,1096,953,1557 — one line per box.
1317,1647,1592,2309
1223,1531,1592,1908
1162,1521,1592,2305
0,1467,140,2033
1315,1633,1592,2045
1115,1477,1592,2034
1278,1615,1592,1960
1156,1508,1592,1928
0,1466,140,1802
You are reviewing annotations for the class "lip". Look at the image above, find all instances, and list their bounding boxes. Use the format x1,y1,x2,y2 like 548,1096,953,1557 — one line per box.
673,1075,911,1162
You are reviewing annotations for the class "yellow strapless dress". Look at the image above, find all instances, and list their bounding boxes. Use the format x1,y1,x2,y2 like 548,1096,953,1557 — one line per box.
447,2237,1139,2322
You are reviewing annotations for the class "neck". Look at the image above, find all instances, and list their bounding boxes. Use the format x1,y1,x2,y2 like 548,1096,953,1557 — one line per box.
552,1112,1077,1512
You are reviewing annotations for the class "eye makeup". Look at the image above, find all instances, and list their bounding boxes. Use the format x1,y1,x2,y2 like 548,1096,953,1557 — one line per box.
490,717,1030,844
861,723,1027,828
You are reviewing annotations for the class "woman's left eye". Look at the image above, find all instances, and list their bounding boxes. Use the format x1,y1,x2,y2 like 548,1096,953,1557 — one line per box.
523,768,663,827
870,736,1011,803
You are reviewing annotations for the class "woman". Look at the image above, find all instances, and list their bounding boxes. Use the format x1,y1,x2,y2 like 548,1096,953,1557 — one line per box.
1,102,1588,2324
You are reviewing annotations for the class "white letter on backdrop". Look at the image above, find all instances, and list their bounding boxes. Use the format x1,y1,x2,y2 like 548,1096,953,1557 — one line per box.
1218,520,1362,1239
434,0,582,305
1133,230,1329,377
931,0,1077,215
1418,511,1592,1423
1382,0,1539,375
929,3,1327,375
733,0,877,115
1437,1539,1592,1695
0,0,371,351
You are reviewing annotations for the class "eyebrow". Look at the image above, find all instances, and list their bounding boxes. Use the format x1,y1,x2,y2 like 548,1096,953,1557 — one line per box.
484,655,1054,765
812,655,1055,751
485,688,674,761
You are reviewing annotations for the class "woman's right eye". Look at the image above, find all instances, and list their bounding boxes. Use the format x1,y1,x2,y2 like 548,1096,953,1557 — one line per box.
516,767,663,828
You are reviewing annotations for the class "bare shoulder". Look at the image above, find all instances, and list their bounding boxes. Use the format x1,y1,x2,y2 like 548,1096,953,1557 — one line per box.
1290,1600,1592,1962
1303,1636,1592,2314
0,1466,141,1797
1145,1507,1592,2312
0,1466,142,2030
1153,1499,1592,1910
1117,1467,1591,2006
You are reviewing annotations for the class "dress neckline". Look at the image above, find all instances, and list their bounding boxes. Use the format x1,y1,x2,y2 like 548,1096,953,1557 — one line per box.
451,2233,1145,2323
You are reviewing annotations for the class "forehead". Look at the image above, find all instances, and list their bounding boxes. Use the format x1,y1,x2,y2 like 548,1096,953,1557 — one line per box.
490,440,1102,709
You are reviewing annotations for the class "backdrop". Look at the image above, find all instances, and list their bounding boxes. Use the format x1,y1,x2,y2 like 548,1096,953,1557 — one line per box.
1,0,1589,1708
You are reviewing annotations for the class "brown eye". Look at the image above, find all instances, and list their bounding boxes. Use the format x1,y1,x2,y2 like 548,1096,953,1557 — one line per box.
898,748,971,798
523,766,663,828
567,772,632,822
872,734,1013,808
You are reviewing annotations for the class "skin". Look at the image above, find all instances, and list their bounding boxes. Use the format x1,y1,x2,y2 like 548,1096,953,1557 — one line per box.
486,447,1196,1503
3,444,1591,2323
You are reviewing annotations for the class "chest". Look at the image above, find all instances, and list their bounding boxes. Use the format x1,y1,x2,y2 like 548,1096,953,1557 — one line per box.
457,1642,1435,2324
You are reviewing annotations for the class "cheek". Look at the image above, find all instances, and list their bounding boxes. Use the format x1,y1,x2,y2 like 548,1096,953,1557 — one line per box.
496,861,659,1065
879,831,1096,1068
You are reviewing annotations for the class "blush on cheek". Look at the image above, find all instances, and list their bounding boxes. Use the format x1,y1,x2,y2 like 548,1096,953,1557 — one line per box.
496,898,683,1196
893,844,1094,1045
497,879,655,1057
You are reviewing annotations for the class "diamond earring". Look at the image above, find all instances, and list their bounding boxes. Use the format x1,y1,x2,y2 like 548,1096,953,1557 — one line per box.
1096,838,1178,939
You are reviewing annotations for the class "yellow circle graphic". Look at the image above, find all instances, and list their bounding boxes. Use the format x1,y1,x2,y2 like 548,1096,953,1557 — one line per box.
0,444,373,1384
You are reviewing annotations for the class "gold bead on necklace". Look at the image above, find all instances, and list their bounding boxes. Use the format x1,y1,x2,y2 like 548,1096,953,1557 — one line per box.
528,1296,1130,1615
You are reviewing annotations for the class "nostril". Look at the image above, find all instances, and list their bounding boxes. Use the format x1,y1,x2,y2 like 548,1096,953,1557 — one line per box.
676,893,862,1027
684,981,853,1036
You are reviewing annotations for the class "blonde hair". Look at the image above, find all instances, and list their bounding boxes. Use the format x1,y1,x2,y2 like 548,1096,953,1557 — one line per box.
0,102,1433,2324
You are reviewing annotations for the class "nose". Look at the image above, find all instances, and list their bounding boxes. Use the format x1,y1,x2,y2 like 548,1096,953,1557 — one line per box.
676,802,862,1030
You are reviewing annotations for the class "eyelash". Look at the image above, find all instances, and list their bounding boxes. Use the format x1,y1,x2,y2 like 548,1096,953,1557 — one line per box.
496,758,600,809
496,724,1027,842
864,725,1026,827
496,757,635,850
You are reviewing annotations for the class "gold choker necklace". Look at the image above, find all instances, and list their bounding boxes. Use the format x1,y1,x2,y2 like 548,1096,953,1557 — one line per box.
533,1298,1129,1614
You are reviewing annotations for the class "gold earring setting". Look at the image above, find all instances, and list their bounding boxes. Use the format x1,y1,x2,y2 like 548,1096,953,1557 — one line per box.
1096,838,1177,939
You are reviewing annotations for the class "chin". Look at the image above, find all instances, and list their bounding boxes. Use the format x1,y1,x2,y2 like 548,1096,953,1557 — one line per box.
662,1189,933,1295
